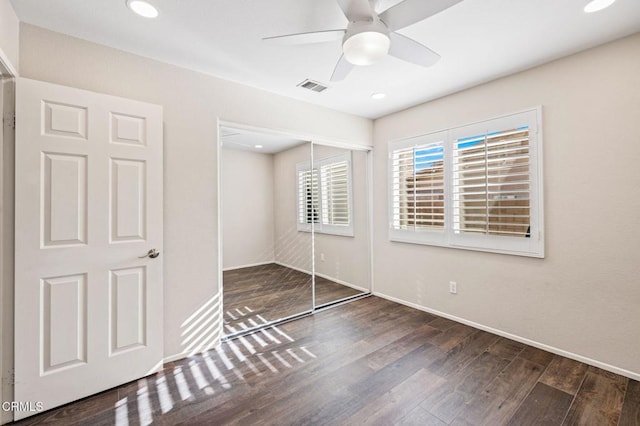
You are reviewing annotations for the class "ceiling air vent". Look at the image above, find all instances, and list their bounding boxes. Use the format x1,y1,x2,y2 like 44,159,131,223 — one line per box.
297,79,329,93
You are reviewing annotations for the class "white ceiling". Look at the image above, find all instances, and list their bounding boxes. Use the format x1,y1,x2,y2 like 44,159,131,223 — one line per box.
221,126,307,154
10,0,640,119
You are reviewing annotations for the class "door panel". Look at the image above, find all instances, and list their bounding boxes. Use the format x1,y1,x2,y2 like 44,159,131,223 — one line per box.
42,153,88,246
109,266,146,354
42,273,87,372
110,158,146,242
14,78,163,420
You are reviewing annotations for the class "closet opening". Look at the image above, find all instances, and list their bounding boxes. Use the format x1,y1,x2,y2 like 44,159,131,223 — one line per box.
218,123,372,340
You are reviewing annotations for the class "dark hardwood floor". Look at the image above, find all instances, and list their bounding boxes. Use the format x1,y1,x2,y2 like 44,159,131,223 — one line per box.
15,297,640,425
222,263,363,334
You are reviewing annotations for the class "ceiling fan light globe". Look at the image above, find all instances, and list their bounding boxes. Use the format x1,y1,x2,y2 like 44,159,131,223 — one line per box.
343,31,390,66
126,0,159,18
583,0,616,12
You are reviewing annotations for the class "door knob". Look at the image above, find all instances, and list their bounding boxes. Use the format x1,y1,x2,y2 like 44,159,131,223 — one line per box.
139,248,160,259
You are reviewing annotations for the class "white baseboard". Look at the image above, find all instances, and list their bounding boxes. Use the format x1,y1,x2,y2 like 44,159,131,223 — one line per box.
274,261,367,293
222,260,275,272
373,291,640,381
163,340,223,364
274,261,310,275
315,271,368,293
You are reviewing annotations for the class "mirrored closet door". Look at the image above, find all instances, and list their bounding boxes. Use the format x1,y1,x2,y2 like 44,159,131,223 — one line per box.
311,144,371,308
220,126,372,339
221,127,313,336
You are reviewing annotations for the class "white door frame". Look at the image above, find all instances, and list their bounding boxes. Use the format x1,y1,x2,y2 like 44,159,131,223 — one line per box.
0,52,16,425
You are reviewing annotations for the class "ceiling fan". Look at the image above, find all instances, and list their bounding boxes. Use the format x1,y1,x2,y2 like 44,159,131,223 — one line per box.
263,0,463,82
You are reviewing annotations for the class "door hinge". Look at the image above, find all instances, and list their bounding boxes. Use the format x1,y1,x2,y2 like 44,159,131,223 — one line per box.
3,113,15,130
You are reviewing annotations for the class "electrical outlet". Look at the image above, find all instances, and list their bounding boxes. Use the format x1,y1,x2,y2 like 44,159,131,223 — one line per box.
320,253,325,262
449,281,457,294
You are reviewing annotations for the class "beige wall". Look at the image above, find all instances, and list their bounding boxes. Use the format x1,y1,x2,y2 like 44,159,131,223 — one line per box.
0,0,19,74
273,143,313,273
18,23,373,361
221,148,275,270
373,33,640,378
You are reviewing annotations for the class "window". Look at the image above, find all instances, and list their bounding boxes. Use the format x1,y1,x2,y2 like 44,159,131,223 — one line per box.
297,153,353,236
297,166,318,227
389,108,543,257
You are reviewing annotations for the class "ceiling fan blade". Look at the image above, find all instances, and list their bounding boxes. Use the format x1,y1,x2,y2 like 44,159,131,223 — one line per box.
330,54,355,82
336,0,375,22
263,29,345,45
388,32,441,67
379,0,462,31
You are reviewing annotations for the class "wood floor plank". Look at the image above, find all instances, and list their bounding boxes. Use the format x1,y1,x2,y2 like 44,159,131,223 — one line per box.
506,382,573,425
428,323,478,351
487,337,525,361
365,324,442,371
562,370,627,425
348,368,447,425
14,389,118,426
453,356,546,425
428,331,500,378
423,352,512,423
539,356,588,395
398,406,447,426
428,317,459,331
298,344,446,425
519,346,555,368
618,379,640,426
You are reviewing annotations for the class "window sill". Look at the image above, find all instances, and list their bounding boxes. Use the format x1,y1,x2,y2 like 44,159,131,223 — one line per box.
298,228,355,238
389,233,544,258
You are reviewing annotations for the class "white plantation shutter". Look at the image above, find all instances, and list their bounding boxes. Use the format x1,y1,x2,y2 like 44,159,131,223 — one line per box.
388,108,543,257
453,127,531,237
391,145,415,230
389,132,448,246
321,160,350,226
391,142,445,231
297,165,318,231
297,153,353,236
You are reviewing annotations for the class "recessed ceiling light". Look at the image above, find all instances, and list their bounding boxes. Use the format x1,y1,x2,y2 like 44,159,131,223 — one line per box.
255,145,264,149
127,0,159,18
371,93,387,100
584,0,616,13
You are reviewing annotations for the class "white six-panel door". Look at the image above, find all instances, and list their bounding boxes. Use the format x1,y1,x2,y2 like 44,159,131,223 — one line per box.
14,78,163,420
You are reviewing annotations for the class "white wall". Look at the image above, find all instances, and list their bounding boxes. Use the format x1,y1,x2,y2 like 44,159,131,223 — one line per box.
221,148,275,270
0,0,19,74
17,23,373,361
372,33,640,378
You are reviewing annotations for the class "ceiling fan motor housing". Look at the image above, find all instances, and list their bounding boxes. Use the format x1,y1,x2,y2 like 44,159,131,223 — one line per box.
343,19,391,66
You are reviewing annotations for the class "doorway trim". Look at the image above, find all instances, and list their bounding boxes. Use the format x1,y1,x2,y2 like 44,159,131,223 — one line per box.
0,51,16,425
216,118,373,341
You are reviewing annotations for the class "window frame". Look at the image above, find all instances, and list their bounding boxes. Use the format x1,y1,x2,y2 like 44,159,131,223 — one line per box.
387,107,544,258
297,152,354,237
